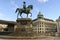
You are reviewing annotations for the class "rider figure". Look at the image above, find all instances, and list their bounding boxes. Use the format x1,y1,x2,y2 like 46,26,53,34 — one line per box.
23,2,26,10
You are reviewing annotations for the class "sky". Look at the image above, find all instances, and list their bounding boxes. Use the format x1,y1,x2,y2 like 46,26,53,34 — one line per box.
0,0,60,21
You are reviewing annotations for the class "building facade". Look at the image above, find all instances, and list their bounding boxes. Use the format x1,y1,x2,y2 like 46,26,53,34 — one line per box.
0,20,17,32
32,12,57,36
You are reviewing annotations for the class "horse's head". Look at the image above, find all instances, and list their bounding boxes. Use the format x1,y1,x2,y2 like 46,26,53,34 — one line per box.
15,8,20,13
27,5,33,10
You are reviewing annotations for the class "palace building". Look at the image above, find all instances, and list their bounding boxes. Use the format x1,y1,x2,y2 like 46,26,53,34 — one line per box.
32,12,57,36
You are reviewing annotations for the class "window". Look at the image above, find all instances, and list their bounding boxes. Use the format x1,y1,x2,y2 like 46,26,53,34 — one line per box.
40,28,41,30
40,25,41,27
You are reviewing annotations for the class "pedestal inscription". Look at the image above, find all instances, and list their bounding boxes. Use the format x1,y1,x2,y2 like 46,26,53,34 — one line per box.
16,18,32,25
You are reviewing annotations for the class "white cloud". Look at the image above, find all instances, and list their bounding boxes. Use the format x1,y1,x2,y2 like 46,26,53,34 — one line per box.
0,12,4,17
0,12,13,21
4,17,14,21
0,12,7,20
37,0,48,3
35,7,40,12
10,1,19,10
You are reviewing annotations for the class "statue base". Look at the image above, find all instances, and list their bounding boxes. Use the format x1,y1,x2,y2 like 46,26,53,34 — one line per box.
10,18,33,36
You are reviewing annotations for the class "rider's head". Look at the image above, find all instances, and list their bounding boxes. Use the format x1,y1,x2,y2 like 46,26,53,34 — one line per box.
23,1,26,4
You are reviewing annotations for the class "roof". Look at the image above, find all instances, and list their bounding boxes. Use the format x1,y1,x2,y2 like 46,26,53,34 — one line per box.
44,18,54,22
0,18,54,25
0,20,17,25
33,18,54,22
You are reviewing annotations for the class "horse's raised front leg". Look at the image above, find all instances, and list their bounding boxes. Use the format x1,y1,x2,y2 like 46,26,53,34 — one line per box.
17,13,19,18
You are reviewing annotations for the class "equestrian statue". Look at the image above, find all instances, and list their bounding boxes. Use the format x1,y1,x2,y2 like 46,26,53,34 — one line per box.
15,1,33,18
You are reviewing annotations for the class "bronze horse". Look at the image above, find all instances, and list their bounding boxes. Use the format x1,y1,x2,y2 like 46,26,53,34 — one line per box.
15,2,33,18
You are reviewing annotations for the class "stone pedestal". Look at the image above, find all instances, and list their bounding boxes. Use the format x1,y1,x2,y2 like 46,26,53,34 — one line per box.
15,18,33,36
16,18,32,28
